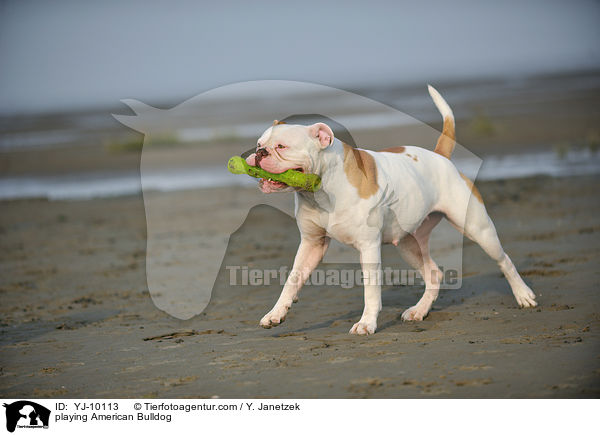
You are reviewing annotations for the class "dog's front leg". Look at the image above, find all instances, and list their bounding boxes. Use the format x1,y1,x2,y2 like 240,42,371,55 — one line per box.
259,237,329,328
350,241,382,335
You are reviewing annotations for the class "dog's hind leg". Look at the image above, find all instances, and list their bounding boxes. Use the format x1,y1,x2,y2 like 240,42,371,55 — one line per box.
398,212,444,321
441,174,537,308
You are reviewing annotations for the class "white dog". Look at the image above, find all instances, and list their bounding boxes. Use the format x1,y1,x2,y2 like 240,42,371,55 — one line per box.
245,86,537,335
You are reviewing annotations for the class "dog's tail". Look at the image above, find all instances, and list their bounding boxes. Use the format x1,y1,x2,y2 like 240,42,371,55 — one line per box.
428,85,455,159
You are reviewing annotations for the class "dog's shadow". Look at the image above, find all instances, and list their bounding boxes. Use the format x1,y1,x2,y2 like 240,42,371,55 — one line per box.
271,308,364,336
377,272,519,332
271,271,519,335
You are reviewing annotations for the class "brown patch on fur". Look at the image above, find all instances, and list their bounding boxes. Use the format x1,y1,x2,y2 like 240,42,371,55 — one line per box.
342,143,379,199
460,173,483,204
272,120,286,126
434,116,455,159
380,146,405,154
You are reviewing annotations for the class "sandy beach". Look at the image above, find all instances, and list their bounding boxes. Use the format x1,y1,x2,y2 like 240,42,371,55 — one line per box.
1,172,598,398
1,73,600,398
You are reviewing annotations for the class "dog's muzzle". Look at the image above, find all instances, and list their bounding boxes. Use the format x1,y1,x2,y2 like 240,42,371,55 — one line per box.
255,147,269,167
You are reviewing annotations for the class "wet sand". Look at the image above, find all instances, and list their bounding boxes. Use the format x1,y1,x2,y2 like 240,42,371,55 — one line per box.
1,175,599,398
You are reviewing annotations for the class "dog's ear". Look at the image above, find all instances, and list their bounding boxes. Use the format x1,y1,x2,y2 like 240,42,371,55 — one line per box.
272,119,286,126
308,122,334,148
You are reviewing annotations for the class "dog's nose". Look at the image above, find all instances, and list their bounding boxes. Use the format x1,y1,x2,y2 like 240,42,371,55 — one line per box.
255,147,269,167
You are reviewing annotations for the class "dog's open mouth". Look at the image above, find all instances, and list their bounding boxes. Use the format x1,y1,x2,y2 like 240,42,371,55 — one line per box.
260,178,287,189
258,167,304,192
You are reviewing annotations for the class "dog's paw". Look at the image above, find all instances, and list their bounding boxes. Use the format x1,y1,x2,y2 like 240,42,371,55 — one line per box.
514,286,537,308
259,307,288,329
401,305,429,322
349,319,376,335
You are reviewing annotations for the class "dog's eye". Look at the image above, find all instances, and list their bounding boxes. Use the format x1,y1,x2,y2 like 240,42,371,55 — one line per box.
277,144,286,149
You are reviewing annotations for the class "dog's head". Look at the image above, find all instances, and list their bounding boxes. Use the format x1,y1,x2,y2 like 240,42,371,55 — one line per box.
245,120,334,193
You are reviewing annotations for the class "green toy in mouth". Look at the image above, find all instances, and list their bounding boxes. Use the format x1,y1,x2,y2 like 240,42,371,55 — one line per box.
227,156,321,192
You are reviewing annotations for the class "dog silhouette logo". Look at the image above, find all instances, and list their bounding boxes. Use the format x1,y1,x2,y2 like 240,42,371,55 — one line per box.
113,80,481,321
3,401,50,432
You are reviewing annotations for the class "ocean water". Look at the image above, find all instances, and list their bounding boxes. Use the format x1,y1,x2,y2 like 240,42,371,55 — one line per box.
2,71,599,153
0,148,597,201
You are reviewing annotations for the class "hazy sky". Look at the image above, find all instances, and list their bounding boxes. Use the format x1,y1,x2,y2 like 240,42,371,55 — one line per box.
0,0,599,114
